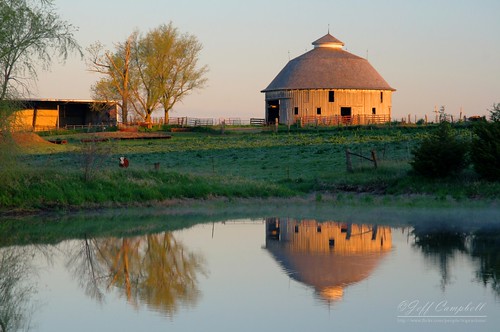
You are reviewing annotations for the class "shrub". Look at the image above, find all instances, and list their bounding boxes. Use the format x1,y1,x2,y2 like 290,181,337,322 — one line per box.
410,122,469,178
470,122,500,181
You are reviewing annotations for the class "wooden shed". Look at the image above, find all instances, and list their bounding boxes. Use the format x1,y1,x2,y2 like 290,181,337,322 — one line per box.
261,33,395,125
11,99,117,131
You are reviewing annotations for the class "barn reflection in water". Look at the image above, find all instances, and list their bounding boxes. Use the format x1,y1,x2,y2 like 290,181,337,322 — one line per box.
265,218,392,303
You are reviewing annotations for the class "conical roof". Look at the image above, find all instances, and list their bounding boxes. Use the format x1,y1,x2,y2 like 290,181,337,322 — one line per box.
312,34,344,48
262,33,395,92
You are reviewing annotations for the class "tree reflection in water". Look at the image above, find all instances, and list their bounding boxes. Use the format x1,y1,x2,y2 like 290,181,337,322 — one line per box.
412,225,500,296
412,225,468,291
66,232,206,316
0,247,37,332
469,230,500,295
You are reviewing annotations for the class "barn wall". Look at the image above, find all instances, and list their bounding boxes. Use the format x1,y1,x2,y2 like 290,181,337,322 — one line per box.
265,89,393,124
10,100,118,131
12,109,58,131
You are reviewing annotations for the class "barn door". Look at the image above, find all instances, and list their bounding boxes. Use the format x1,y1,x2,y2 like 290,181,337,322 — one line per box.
341,107,352,124
267,100,280,124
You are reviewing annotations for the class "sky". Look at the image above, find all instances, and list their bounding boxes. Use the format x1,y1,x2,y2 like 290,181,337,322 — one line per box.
35,0,500,121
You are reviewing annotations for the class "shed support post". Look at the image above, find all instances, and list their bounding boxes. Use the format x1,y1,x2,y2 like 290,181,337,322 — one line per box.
32,106,38,131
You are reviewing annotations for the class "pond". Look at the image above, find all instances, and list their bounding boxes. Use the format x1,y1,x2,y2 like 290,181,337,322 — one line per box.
1,207,499,332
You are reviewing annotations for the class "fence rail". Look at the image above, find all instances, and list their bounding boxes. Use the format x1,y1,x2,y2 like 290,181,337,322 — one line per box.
63,124,111,131
165,117,266,127
296,115,391,126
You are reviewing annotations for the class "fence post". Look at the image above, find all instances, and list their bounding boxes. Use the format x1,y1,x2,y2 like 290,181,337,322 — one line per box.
346,148,353,173
371,150,378,169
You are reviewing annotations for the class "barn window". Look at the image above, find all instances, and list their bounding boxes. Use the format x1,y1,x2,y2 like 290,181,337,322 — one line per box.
316,107,322,115
328,91,335,102
380,91,384,103
294,107,299,115
372,107,376,115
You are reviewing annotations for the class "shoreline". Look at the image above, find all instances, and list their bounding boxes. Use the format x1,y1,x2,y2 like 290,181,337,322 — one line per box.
2,192,498,219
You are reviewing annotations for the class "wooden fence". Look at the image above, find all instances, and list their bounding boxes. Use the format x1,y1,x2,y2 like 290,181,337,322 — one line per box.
296,115,391,126
165,117,266,127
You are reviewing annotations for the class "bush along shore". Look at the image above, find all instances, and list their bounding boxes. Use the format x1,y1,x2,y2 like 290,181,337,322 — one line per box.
1,123,498,212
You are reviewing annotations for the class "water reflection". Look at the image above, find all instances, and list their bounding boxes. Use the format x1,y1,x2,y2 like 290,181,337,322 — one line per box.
470,229,500,295
265,218,392,303
0,247,38,332
66,232,206,316
412,224,500,296
2,212,500,331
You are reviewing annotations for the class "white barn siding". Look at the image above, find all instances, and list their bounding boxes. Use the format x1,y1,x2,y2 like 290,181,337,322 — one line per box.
266,89,393,124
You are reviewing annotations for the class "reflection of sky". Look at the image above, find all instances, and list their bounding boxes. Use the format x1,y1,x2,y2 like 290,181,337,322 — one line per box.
25,221,499,332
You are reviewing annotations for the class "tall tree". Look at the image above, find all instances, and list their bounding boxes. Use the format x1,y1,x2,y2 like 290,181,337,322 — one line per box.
87,34,136,123
134,23,208,123
90,23,207,123
156,24,208,123
0,0,81,100
129,31,163,123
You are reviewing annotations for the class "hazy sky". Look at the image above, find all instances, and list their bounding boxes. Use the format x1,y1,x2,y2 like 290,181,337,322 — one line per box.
35,0,500,120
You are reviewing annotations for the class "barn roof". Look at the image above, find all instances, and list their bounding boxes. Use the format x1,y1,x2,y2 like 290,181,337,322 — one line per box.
262,33,395,92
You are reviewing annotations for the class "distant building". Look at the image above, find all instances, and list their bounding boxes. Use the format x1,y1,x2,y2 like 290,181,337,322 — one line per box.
11,99,118,131
261,33,395,125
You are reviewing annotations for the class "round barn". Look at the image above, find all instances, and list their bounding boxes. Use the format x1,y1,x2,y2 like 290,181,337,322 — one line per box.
261,33,395,126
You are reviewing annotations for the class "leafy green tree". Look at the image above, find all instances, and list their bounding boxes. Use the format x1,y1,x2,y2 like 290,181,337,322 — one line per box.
438,105,449,122
470,121,500,181
0,0,80,179
0,0,81,100
410,122,469,178
89,22,208,123
152,23,208,123
489,103,500,122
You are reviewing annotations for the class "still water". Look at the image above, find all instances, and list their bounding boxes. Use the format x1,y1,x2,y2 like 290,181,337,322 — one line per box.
1,213,499,332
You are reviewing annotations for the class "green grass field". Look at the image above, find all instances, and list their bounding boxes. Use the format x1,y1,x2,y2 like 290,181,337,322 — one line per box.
1,124,497,211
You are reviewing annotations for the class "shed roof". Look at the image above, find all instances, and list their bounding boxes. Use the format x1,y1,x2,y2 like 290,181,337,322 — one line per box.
262,33,395,92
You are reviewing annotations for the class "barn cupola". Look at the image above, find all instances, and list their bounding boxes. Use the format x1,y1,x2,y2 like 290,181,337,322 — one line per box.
312,33,345,49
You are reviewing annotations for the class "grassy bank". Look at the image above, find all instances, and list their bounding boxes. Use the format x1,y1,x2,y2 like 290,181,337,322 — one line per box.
1,125,498,211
